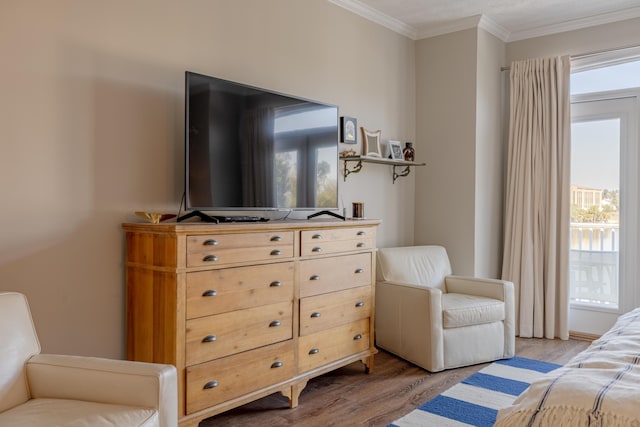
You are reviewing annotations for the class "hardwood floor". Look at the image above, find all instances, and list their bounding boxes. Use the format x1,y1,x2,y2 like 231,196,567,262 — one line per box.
200,337,590,426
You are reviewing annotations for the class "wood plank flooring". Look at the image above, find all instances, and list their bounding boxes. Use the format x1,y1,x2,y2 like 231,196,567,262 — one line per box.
200,337,590,426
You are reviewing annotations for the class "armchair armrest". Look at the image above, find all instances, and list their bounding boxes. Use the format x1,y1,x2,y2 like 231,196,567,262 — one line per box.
375,280,446,371
445,275,514,301
26,354,177,427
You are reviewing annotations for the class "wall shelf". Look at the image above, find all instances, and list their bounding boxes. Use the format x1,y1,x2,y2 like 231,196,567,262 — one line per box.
341,155,426,183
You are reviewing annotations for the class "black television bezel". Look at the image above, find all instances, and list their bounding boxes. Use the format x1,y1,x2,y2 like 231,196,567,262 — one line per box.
183,71,340,213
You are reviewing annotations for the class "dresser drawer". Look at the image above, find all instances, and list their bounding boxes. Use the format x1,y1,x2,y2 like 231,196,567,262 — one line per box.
186,262,294,319
186,340,294,414
301,227,376,256
298,318,370,372
300,286,371,336
299,253,371,298
187,231,294,267
185,301,292,365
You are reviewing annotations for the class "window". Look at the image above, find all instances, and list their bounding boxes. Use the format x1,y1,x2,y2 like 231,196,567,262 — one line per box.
569,55,640,334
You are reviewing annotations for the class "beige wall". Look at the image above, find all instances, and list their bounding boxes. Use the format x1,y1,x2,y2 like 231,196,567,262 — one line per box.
474,29,507,278
414,29,478,274
414,27,506,277
0,0,416,358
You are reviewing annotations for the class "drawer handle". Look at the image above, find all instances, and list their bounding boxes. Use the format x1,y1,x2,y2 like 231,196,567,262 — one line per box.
310,275,320,281
312,234,322,239
203,239,218,246
202,289,217,297
310,312,321,318
271,361,284,369
355,301,365,308
203,255,218,262
355,268,364,274
203,380,219,389
270,235,283,242
270,249,282,256
357,231,366,236
270,281,282,287
308,348,319,355
269,320,281,327
353,334,363,340
356,242,365,248
202,335,217,343
312,247,322,253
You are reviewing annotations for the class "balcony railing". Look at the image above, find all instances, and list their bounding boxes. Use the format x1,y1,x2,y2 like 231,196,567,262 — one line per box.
569,223,619,306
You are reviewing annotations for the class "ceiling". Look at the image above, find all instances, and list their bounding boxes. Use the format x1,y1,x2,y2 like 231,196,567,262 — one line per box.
330,0,640,41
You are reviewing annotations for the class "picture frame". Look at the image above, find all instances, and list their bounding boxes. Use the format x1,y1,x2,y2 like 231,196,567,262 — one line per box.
388,140,403,160
340,116,357,144
361,127,382,157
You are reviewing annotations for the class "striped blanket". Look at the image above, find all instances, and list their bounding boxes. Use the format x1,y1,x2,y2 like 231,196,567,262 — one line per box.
495,308,640,427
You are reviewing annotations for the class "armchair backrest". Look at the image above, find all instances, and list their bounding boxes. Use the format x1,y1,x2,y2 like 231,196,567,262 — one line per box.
0,292,41,412
376,245,452,291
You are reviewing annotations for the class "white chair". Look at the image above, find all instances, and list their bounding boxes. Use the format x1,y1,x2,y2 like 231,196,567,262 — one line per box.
0,291,178,427
375,246,515,372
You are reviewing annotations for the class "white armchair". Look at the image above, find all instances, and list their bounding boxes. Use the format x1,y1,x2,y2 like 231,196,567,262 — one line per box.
375,246,515,372
0,291,178,427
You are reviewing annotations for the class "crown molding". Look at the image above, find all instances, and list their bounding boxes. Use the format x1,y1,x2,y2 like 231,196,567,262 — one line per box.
506,7,640,42
327,0,417,39
329,0,640,43
507,6,640,42
478,15,510,42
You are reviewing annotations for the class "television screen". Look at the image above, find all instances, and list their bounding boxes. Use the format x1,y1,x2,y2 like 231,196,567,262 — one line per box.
185,71,339,212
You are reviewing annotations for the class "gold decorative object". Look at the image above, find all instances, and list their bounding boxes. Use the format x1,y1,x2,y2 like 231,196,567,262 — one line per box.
135,211,177,224
340,149,357,158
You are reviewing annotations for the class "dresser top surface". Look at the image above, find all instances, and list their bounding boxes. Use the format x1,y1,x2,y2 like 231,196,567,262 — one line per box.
122,218,381,234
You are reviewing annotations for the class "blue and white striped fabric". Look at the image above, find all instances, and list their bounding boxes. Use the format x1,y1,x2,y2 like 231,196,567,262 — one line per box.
389,357,560,427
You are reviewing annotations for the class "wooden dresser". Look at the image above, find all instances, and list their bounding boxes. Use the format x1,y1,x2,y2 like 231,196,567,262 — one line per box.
122,219,380,427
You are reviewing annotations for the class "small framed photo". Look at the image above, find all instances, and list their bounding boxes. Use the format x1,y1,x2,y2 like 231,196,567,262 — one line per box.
361,127,381,157
340,116,357,144
388,140,403,160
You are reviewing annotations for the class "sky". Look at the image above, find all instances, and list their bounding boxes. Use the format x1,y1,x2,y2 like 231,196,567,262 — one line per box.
571,60,640,95
571,119,619,190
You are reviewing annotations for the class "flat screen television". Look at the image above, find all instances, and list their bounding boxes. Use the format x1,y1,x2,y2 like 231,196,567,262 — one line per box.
183,71,339,220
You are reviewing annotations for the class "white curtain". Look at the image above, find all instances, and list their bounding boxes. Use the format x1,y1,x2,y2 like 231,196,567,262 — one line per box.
502,56,571,340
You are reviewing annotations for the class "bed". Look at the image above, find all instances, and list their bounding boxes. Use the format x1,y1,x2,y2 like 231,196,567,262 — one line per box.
495,307,640,427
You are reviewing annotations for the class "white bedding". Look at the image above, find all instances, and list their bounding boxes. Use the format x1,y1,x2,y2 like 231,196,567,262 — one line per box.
495,307,640,427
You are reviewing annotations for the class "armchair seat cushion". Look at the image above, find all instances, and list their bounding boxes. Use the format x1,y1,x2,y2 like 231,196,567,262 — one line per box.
442,293,505,328
0,398,158,427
